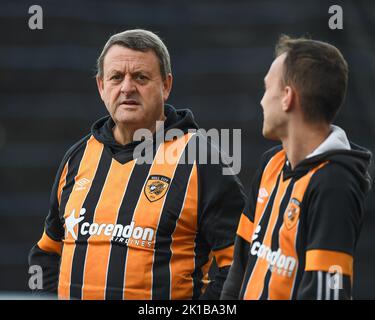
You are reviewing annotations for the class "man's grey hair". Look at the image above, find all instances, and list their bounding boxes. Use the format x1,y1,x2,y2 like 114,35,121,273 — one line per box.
96,29,171,80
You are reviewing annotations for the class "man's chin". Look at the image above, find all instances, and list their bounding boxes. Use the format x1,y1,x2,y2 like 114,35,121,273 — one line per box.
262,128,279,141
113,110,142,125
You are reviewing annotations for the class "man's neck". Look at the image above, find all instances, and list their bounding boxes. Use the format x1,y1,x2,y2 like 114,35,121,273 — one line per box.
113,115,166,146
281,122,331,170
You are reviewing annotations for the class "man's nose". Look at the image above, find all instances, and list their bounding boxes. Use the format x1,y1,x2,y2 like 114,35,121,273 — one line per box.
120,75,136,95
260,93,266,109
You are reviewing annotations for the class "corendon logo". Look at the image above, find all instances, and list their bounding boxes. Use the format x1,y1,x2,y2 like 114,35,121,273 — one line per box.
250,226,297,277
65,208,86,240
65,208,155,248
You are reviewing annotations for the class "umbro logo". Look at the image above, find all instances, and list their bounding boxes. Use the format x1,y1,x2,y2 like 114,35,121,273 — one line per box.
257,187,269,203
74,178,91,191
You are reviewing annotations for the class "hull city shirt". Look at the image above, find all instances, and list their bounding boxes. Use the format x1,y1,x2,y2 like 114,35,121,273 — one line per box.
221,126,372,300
29,104,246,300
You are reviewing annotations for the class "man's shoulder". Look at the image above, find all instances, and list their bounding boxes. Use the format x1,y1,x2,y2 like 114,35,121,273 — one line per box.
258,144,284,169
308,161,358,191
191,131,242,178
61,133,93,164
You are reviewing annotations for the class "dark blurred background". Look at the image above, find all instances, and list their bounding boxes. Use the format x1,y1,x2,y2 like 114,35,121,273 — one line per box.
0,0,374,298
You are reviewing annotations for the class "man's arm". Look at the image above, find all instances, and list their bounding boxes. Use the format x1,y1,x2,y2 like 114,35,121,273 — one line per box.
296,164,367,300
220,163,265,299
220,232,251,299
28,135,91,295
197,159,247,300
28,153,68,294
28,136,89,295
28,238,62,294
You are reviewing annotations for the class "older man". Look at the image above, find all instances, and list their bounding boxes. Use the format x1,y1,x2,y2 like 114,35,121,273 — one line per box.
29,29,245,300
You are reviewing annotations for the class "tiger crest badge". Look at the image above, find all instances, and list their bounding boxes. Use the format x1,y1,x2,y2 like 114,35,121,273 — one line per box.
144,175,171,202
284,198,301,230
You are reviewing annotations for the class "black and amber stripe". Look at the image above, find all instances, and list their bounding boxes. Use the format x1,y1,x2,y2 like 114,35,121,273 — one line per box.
239,150,285,299
170,162,199,299
266,162,328,299
69,146,112,299
104,161,152,299
37,231,63,255
243,170,292,299
151,153,195,299
80,159,137,299
240,149,330,300
37,157,71,254
58,136,104,299
122,133,194,299
55,132,227,300
305,250,353,278
259,177,296,299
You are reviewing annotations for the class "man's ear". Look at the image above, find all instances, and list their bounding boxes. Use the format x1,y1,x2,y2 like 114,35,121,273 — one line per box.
282,85,294,112
162,73,173,102
96,76,104,100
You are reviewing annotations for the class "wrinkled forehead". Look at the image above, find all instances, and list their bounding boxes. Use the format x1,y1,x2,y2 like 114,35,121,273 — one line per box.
103,45,159,73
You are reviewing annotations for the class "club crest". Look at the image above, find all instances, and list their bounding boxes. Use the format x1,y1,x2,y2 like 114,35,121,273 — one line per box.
144,175,171,202
284,198,301,230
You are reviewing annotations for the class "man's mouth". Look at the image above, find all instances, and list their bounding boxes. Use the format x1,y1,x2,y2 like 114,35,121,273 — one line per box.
119,99,140,107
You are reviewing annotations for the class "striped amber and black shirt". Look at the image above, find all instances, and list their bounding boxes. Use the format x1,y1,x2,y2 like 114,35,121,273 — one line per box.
222,142,371,300
29,106,246,300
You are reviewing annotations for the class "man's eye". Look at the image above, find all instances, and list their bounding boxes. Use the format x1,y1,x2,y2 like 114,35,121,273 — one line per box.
136,74,148,81
110,74,122,80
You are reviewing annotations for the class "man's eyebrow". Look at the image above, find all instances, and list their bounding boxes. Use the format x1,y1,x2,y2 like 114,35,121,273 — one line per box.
132,68,152,75
107,69,123,76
